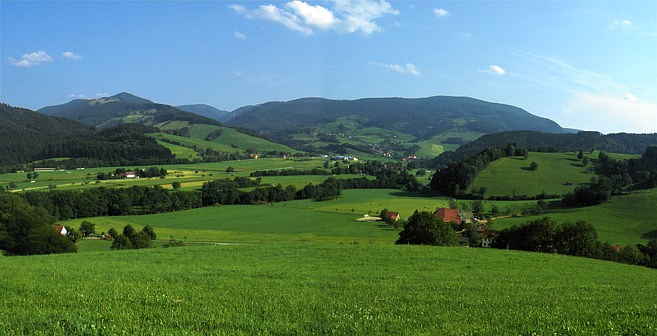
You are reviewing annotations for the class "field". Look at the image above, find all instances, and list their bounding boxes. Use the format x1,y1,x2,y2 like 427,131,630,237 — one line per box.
0,158,329,192
470,152,596,197
493,188,657,246
2,243,656,335
61,189,538,252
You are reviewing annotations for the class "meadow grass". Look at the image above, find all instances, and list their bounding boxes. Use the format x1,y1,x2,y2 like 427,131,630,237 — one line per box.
0,158,327,192
156,140,201,160
2,243,656,335
470,152,595,197
492,188,657,245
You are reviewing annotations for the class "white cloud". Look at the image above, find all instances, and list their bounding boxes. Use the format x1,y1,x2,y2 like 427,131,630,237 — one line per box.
228,4,246,14
331,0,399,34
488,65,507,75
624,93,638,102
8,51,53,67
610,19,633,30
69,93,87,99
565,92,657,133
372,62,420,76
234,31,247,40
62,51,82,60
229,0,398,35
433,8,449,17
286,1,338,29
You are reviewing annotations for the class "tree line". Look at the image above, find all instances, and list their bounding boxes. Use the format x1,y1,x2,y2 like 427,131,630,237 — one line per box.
430,144,529,196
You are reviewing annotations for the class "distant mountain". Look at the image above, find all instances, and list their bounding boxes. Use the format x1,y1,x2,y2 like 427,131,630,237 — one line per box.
39,92,221,128
0,103,174,166
225,95,570,158
433,130,657,165
38,93,296,157
177,104,231,122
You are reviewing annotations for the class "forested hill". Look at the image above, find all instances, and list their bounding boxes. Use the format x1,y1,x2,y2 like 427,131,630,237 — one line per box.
226,96,568,138
176,104,231,122
39,92,222,128
434,131,657,165
0,103,92,164
0,104,174,166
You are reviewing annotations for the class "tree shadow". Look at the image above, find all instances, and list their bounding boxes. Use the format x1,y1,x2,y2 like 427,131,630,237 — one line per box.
641,230,657,240
389,191,434,198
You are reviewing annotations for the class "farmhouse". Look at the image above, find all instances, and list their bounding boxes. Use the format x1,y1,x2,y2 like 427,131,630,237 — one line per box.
120,171,138,179
34,168,56,172
356,214,382,222
384,211,400,222
434,208,461,224
53,225,67,236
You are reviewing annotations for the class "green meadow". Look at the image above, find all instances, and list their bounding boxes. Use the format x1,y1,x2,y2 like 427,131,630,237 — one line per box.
493,188,657,246
0,158,328,192
2,243,656,335
470,152,595,197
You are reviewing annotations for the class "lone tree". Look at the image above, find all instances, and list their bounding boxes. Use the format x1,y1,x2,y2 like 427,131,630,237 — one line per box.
79,221,96,237
577,151,584,160
396,211,459,246
529,162,539,171
172,181,181,190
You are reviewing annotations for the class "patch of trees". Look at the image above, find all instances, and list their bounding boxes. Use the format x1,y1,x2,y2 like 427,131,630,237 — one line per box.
396,211,459,246
110,225,156,250
493,217,657,269
430,144,528,196
0,193,77,256
21,186,202,220
596,147,657,190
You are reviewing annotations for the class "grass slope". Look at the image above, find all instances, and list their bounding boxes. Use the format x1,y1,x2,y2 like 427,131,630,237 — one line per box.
493,188,657,245
156,140,200,160
2,243,656,335
470,152,595,197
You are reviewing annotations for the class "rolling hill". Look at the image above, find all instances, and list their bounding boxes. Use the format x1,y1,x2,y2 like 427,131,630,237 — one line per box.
226,96,572,158
176,104,231,122
435,131,657,165
0,103,175,166
39,92,222,128
38,93,297,157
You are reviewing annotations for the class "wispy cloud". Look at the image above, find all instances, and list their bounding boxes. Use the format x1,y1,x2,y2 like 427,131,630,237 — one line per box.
371,62,420,76
234,31,247,40
482,65,506,75
610,18,633,30
433,8,449,17
9,51,53,67
62,51,82,60
511,51,656,133
565,92,657,133
229,0,398,36
69,93,87,99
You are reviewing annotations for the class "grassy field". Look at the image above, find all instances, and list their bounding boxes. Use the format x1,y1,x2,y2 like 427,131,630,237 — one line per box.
470,152,596,197
0,158,328,192
156,140,201,160
2,243,656,335
493,188,657,246
61,189,538,253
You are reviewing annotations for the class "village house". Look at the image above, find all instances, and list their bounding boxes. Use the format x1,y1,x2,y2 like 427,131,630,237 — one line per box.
434,208,462,224
120,171,138,179
34,168,56,172
384,211,400,223
53,225,67,236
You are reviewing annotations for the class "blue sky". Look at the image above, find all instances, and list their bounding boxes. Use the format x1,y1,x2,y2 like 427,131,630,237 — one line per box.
2,0,656,133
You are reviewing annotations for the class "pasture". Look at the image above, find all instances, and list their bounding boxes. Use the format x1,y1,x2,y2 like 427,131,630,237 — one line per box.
470,152,595,197
0,158,328,192
492,188,657,245
2,243,656,335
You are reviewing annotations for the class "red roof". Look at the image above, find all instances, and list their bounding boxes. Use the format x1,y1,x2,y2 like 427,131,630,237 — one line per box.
53,225,66,234
385,212,400,221
434,208,461,224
